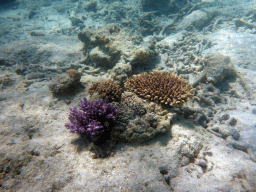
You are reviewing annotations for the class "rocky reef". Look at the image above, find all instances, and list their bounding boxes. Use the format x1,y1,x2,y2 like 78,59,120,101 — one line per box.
113,92,176,143
1,0,256,191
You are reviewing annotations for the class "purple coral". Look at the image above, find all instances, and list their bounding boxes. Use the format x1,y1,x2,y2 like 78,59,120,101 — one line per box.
65,98,119,142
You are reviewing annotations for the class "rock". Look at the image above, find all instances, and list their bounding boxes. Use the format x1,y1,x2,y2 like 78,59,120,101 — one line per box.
195,158,207,168
228,117,237,126
114,92,174,143
25,72,45,80
15,65,26,75
28,10,36,19
30,31,45,36
226,136,251,152
84,0,97,12
78,30,93,44
203,53,236,84
181,156,190,166
69,17,84,27
110,62,132,83
0,58,6,65
215,125,240,140
177,10,211,30
89,47,114,69
220,114,230,121
141,0,187,14
130,49,157,66
48,69,81,95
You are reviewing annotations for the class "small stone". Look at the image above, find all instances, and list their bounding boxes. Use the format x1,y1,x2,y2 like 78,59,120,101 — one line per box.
220,114,230,121
181,156,190,167
15,65,26,75
69,17,84,27
219,126,240,140
25,72,45,80
203,151,213,156
30,31,45,36
28,10,36,19
229,117,237,126
207,161,214,172
195,159,207,168
159,169,169,175
0,58,5,65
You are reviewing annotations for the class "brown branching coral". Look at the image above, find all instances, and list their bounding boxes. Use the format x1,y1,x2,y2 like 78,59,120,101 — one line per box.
124,71,194,106
88,80,123,102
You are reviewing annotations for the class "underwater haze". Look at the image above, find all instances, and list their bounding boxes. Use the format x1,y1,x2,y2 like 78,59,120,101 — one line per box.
0,0,256,191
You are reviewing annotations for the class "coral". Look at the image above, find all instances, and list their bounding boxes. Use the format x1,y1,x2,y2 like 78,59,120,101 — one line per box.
69,17,84,28
114,92,147,124
234,18,256,29
65,98,119,143
78,30,93,44
91,34,110,45
124,71,194,106
105,24,121,34
130,48,157,66
0,74,14,90
110,62,132,83
89,47,116,69
88,80,123,102
111,92,175,143
66,69,81,83
134,49,148,63
129,42,159,74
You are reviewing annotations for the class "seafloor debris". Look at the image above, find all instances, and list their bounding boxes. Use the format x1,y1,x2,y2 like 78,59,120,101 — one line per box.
234,18,256,29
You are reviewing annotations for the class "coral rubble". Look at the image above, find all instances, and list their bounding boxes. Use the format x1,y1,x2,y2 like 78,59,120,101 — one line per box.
124,71,194,106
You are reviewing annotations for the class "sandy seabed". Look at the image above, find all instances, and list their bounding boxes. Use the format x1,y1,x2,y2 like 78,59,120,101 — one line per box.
0,0,256,191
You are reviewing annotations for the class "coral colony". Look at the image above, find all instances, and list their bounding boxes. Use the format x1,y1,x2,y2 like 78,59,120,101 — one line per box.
88,80,123,102
125,71,194,106
65,98,119,143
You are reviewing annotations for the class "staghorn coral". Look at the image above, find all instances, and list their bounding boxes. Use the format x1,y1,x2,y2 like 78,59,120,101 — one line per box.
88,80,123,102
65,98,119,143
124,71,194,106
